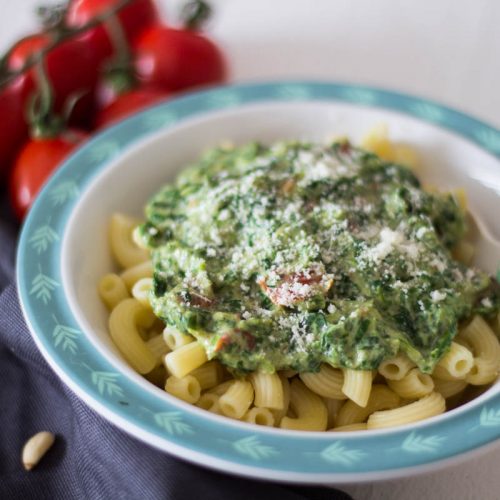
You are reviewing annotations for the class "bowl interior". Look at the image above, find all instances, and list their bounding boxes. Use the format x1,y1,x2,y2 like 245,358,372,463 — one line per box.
62,100,500,400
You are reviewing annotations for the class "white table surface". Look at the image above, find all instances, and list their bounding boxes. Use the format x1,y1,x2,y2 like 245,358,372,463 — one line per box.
2,1,499,499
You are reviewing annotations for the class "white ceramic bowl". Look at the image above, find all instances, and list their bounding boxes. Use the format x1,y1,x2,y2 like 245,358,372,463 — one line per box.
17,82,500,483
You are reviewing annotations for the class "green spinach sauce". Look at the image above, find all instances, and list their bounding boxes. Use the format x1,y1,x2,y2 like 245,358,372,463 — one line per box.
137,141,500,374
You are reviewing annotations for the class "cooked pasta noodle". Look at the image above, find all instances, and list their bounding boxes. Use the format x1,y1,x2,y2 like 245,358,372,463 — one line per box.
378,355,415,381
459,316,500,385
432,377,468,399
299,364,346,400
452,241,475,265
387,368,434,399
367,392,446,429
335,385,401,427
190,361,223,390
280,379,328,431
219,380,254,419
120,260,153,290
342,369,372,407
250,372,284,410
270,376,290,425
323,397,343,429
145,334,171,364
196,393,221,414
164,341,208,378
131,277,153,308
165,375,201,404
98,273,129,310
243,407,275,426
207,380,235,396
109,298,157,374
109,213,149,268
331,423,367,432
432,342,474,381
163,326,195,351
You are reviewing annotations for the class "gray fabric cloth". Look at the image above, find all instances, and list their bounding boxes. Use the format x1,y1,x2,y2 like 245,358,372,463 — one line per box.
0,199,352,500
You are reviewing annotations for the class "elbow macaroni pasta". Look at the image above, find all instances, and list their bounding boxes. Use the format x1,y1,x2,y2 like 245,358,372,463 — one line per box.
342,369,373,407
378,355,415,381
280,379,328,431
243,407,275,427
335,385,401,428
250,372,284,410
131,278,153,308
165,375,201,404
219,380,254,419
299,364,346,400
120,260,153,290
432,342,474,381
100,199,500,432
108,298,157,374
164,341,208,378
109,213,150,268
98,273,129,310
366,392,446,429
163,326,195,351
458,316,500,385
387,368,434,399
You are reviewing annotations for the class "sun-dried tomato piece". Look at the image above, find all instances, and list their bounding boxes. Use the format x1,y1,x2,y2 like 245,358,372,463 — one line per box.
214,333,231,352
258,268,333,307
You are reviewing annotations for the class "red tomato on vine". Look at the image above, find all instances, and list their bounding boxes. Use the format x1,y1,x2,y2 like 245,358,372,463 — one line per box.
66,0,159,53
0,74,33,181
134,25,226,92
9,130,87,219
5,32,102,129
94,86,170,128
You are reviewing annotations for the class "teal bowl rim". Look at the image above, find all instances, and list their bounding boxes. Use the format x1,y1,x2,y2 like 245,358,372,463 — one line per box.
17,81,500,482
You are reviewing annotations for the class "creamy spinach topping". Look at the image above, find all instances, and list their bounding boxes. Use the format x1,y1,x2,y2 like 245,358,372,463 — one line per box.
137,141,500,374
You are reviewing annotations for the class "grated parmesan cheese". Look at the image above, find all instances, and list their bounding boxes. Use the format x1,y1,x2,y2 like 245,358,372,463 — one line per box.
430,290,447,303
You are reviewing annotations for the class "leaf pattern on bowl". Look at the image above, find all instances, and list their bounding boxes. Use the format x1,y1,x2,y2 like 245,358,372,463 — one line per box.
475,129,500,154
52,315,80,354
141,110,178,131
154,412,194,436
205,90,242,108
231,436,279,461
29,267,59,305
49,181,79,207
318,441,366,466
401,431,446,453
86,140,121,165
91,371,124,398
478,407,500,427
29,224,59,254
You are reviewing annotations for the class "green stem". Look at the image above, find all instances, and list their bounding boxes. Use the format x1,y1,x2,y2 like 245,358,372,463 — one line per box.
101,10,136,93
181,0,212,31
28,58,64,139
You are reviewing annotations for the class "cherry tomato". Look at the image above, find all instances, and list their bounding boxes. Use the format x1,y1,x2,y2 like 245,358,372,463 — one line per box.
94,87,170,128
7,33,52,72
0,73,34,181
134,25,226,91
66,0,159,50
9,130,87,219
5,33,102,129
